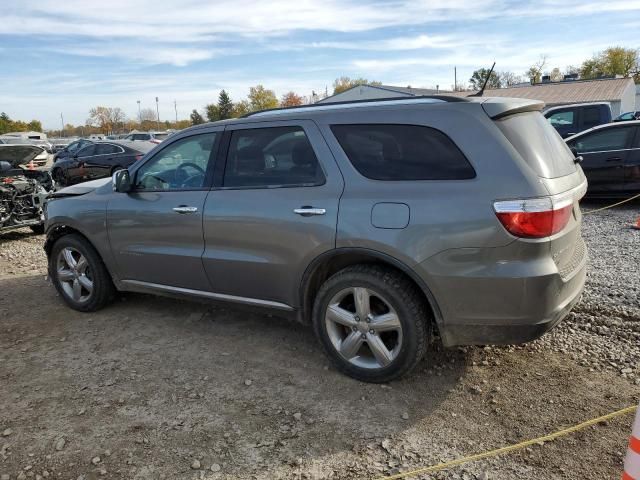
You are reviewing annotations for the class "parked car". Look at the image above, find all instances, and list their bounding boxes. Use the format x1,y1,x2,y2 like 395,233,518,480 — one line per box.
0,145,54,234
51,140,154,187
0,139,48,165
565,121,640,196
614,111,640,122
45,96,587,382
50,138,72,153
544,102,612,138
124,132,170,144
53,139,94,162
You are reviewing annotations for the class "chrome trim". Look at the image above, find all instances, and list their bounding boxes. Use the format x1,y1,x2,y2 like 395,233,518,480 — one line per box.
172,206,198,214
121,280,294,311
575,147,640,155
249,98,445,117
293,207,326,216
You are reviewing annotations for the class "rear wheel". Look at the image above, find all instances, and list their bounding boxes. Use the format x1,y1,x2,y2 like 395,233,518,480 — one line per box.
49,234,115,312
29,224,45,235
312,265,430,383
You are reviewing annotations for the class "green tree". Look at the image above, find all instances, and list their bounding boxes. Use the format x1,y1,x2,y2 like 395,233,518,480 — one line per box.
205,104,220,122
580,47,639,82
190,109,204,125
248,85,279,111
232,100,251,118
469,68,501,90
217,90,234,120
280,91,304,107
332,76,382,95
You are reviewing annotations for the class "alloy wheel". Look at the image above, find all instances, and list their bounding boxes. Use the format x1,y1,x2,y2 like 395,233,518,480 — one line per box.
56,247,94,303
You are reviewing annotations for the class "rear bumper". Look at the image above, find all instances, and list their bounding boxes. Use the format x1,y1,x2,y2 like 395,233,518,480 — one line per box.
417,241,587,347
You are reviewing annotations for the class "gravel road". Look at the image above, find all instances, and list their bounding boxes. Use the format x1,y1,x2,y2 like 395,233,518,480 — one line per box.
0,200,638,480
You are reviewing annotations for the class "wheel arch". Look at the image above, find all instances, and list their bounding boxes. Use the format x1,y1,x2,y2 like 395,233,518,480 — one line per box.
299,248,444,334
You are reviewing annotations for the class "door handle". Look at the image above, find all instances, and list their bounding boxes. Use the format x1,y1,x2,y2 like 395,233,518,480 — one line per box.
293,207,326,217
173,206,198,214
606,157,623,162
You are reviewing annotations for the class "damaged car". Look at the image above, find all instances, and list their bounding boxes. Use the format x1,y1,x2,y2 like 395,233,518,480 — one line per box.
0,145,54,234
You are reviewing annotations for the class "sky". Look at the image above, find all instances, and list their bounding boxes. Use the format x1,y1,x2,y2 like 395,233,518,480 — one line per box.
1,0,639,129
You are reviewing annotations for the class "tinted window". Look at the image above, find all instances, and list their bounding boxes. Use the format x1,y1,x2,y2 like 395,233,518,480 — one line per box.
77,145,95,156
133,134,151,141
581,107,601,129
571,127,633,153
135,133,216,190
95,144,121,155
223,127,324,188
547,110,575,126
330,124,474,181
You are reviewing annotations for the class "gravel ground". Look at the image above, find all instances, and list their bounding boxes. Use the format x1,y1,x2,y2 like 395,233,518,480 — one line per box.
0,200,638,480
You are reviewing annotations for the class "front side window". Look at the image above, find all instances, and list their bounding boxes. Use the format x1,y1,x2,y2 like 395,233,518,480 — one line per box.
135,133,216,191
223,126,324,188
547,110,575,126
571,127,633,153
331,124,475,181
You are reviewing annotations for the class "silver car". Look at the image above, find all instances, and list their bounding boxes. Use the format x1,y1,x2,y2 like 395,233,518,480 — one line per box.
44,96,588,382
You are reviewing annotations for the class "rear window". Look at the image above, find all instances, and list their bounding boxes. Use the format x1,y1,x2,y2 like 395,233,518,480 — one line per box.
330,124,475,181
495,112,577,179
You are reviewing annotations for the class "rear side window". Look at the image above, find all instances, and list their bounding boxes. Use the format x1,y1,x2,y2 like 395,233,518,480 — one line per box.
547,110,575,127
330,124,475,181
95,144,121,155
496,112,576,179
581,107,601,129
569,126,634,153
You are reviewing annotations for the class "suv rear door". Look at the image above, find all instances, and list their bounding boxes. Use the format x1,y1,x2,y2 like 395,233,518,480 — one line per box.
201,120,343,309
624,125,640,193
566,124,634,194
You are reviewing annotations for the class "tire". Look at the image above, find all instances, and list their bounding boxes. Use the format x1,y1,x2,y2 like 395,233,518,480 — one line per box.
48,234,115,312
312,264,431,383
29,224,45,235
111,165,124,175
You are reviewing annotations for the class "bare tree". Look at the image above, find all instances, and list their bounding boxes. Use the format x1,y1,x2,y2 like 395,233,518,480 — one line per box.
499,71,523,87
526,55,547,83
139,108,157,122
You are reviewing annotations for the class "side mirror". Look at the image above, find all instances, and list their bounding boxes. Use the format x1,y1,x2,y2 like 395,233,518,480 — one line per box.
112,169,132,193
569,147,583,164
570,147,578,157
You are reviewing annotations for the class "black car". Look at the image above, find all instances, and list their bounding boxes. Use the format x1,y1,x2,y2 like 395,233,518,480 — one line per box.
545,102,612,138
51,141,154,187
614,111,640,122
53,139,93,162
566,121,640,196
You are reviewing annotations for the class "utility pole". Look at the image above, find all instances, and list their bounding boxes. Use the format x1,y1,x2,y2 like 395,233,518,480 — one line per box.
454,66,457,91
137,100,141,124
60,113,64,137
155,97,160,130
174,100,177,125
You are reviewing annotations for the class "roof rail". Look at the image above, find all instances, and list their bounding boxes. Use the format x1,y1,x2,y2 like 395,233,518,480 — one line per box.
243,95,469,118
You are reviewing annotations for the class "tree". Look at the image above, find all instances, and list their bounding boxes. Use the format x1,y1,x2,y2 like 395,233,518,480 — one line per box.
217,90,234,120
139,108,157,122
469,68,501,90
205,104,220,122
526,55,547,84
248,85,279,111
499,71,523,87
548,67,563,82
232,100,251,118
332,76,381,95
580,47,639,82
280,91,304,107
190,109,204,125
87,106,113,133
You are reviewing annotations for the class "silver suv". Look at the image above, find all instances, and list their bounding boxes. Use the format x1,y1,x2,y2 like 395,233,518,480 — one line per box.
44,96,588,382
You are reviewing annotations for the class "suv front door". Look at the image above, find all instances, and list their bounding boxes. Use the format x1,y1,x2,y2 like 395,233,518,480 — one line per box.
202,120,344,309
107,129,222,291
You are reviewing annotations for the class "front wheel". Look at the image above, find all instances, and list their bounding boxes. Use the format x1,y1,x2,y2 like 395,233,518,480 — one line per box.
49,234,115,312
312,265,431,383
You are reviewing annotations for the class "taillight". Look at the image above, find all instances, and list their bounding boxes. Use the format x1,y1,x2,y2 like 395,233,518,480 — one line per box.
493,183,586,239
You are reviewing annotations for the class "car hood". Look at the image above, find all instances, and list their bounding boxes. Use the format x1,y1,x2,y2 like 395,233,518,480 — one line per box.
52,177,111,197
0,145,45,167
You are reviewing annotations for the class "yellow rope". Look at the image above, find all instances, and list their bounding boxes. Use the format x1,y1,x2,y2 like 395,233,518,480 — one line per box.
582,192,640,215
374,405,637,480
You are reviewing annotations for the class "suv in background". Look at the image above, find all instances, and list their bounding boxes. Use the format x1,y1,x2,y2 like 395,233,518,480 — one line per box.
124,132,170,144
44,96,587,382
544,102,612,138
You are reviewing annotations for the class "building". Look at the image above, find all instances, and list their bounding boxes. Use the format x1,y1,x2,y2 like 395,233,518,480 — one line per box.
450,77,636,116
2,131,47,140
318,84,445,104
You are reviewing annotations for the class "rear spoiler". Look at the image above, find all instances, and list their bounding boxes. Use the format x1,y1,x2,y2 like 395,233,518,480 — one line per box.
471,97,545,120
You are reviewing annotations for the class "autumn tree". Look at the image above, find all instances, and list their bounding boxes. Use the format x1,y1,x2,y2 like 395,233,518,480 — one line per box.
248,85,279,111
0,112,43,135
190,109,204,125
580,47,639,82
87,106,113,133
232,100,251,118
469,68,501,90
139,108,157,122
332,76,381,95
217,90,234,120
526,56,547,84
280,91,304,107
